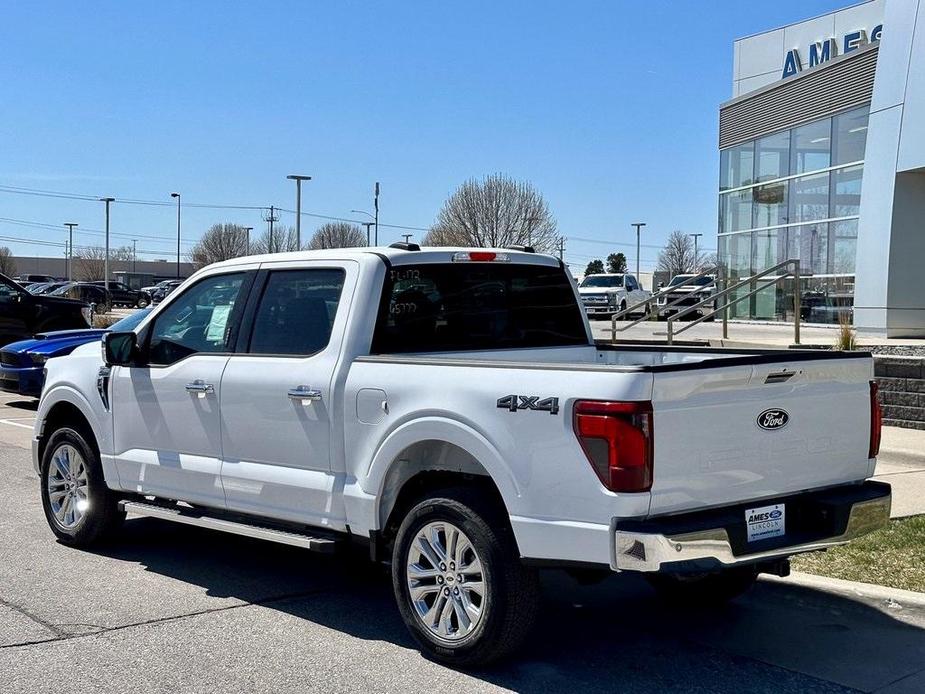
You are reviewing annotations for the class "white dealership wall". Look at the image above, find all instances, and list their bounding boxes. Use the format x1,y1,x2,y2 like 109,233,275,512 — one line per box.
854,0,925,337
731,0,925,337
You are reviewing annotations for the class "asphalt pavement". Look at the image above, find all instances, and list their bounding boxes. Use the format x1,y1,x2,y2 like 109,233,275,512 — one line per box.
2,394,925,693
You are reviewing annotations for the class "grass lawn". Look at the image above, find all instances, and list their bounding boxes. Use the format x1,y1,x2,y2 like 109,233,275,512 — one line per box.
791,515,925,593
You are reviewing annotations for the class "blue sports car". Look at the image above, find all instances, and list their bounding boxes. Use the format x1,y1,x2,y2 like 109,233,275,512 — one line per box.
0,309,150,397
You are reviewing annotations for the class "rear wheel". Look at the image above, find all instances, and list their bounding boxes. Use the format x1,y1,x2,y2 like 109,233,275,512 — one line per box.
40,427,124,547
391,489,540,667
646,566,758,605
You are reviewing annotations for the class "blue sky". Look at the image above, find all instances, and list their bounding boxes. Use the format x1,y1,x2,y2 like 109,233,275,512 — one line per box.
0,0,850,272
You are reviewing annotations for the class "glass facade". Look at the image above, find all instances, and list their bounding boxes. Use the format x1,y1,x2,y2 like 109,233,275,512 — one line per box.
717,105,869,323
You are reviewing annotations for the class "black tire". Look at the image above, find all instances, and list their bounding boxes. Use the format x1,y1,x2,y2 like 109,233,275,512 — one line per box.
391,488,540,667
646,566,758,606
40,427,124,547
136,296,149,308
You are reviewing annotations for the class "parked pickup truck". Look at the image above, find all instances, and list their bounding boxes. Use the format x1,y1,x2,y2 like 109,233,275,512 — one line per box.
34,246,890,666
577,272,650,318
656,273,718,320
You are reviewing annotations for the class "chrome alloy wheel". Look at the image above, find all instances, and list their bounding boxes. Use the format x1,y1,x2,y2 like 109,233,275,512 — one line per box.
405,521,486,642
46,444,89,529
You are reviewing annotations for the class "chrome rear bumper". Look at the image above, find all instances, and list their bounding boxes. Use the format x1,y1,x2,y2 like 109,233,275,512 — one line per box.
613,483,891,573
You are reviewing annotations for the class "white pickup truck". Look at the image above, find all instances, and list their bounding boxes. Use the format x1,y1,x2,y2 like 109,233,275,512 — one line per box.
577,272,650,318
34,245,890,666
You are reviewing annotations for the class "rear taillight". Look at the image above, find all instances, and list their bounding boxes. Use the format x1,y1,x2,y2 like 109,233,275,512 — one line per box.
869,380,882,458
451,251,510,262
573,400,653,493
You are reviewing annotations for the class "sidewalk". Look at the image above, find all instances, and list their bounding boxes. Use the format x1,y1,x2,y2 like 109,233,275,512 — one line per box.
876,426,925,518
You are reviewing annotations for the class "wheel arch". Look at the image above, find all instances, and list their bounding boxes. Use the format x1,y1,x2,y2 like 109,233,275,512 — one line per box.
36,387,106,475
365,417,521,547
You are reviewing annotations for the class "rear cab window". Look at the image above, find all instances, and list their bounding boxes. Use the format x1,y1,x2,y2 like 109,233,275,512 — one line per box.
371,261,588,353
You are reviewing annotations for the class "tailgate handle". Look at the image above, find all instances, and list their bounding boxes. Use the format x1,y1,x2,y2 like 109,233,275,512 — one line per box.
765,370,796,384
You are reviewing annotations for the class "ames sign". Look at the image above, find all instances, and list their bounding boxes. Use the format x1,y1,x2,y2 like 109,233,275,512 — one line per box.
782,24,883,79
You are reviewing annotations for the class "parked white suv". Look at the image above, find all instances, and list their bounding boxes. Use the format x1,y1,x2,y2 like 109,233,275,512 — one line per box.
34,246,890,665
578,273,650,318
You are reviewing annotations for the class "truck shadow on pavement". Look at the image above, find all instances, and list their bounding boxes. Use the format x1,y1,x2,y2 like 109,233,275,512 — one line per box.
85,516,925,693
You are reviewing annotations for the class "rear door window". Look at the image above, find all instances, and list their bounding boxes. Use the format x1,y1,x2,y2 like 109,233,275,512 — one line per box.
372,262,588,353
247,269,346,356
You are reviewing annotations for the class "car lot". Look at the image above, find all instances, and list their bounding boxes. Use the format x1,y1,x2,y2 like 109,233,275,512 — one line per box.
1,394,924,692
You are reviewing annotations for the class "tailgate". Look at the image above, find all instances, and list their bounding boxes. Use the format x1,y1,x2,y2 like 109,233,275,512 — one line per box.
648,355,875,516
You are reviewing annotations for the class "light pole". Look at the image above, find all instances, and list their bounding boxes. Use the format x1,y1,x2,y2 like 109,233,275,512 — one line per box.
374,182,380,246
287,175,312,249
688,233,703,269
243,226,253,254
132,239,137,273
170,192,181,278
64,223,77,282
352,210,375,246
99,198,114,289
631,222,646,278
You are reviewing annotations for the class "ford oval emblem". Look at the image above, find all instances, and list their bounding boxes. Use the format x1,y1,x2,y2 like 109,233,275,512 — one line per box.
757,408,789,431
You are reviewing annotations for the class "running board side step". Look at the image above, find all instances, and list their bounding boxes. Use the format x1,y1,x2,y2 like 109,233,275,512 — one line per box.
119,500,338,553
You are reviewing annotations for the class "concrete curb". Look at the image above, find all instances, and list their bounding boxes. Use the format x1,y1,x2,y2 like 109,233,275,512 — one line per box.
762,571,925,609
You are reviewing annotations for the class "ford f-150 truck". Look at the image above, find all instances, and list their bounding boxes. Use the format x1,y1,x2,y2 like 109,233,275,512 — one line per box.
34,245,890,666
577,272,650,318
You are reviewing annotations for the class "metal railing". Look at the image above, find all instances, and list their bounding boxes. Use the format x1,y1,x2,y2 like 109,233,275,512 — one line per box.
609,268,717,342
665,259,801,345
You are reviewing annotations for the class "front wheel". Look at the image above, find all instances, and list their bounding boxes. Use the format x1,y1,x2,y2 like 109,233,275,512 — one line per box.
391,489,540,667
40,427,124,547
645,566,758,606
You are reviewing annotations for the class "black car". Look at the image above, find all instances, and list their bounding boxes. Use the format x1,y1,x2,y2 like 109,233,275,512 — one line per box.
0,273,92,347
47,282,112,314
90,281,148,308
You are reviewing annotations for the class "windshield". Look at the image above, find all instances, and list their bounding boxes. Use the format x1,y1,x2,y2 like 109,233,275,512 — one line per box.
580,275,623,288
668,275,713,287
49,283,77,297
110,308,152,332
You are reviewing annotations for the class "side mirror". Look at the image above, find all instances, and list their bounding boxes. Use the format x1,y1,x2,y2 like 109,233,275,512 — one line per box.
103,331,138,366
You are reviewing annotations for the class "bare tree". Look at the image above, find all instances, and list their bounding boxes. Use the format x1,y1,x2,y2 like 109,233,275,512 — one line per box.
190,223,249,268
657,231,714,277
253,225,300,254
0,247,16,276
308,222,367,250
423,174,559,254
73,245,132,281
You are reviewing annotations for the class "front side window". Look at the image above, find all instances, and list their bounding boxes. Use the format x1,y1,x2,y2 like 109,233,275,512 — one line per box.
147,273,246,366
0,277,25,304
372,262,588,354
248,269,346,356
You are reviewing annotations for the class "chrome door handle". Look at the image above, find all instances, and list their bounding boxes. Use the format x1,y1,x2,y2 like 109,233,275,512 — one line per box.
185,380,215,396
288,385,322,403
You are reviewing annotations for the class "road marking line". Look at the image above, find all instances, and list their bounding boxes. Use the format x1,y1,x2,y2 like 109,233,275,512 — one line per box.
0,419,34,430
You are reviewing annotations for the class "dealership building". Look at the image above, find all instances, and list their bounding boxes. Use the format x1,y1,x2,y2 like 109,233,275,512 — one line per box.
718,0,925,336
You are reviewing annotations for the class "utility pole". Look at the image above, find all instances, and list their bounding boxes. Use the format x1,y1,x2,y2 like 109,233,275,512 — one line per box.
373,182,380,246
263,206,280,252
287,174,311,249
243,226,253,254
64,223,77,282
99,198,114,289
558,237,565,261
170,192,181,278
631,222,646,279
132,239,137,273
688,233,704,267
